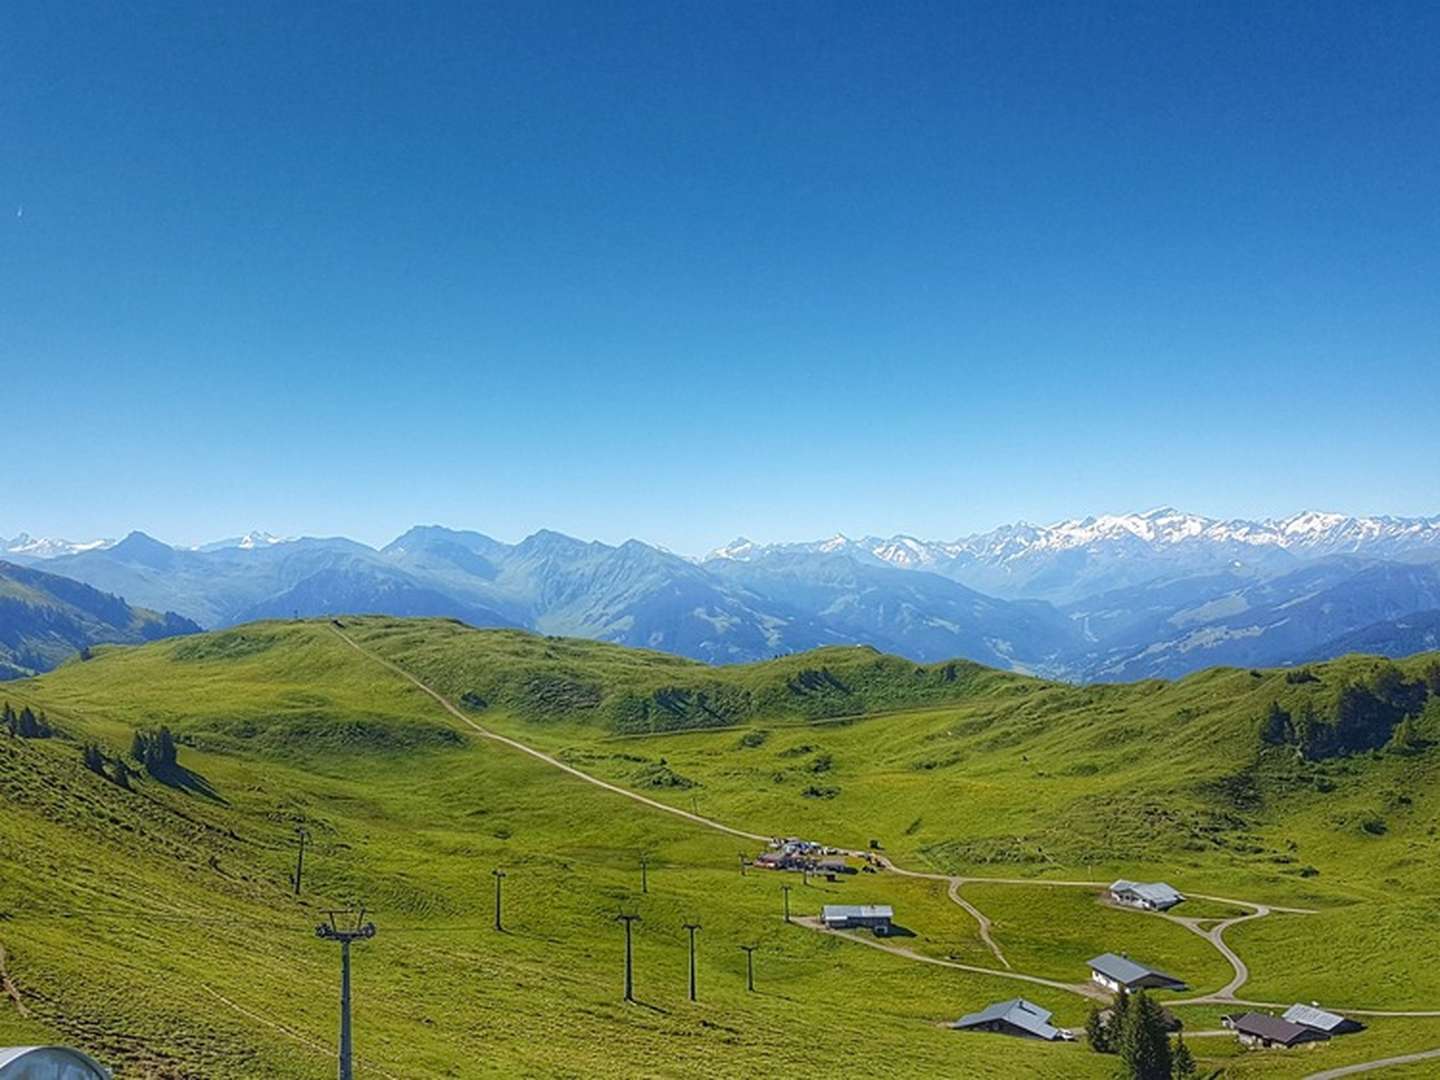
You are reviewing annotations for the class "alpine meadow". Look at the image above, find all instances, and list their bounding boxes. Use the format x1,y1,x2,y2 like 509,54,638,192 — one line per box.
3,617,1440,1077
5,2,1440,1078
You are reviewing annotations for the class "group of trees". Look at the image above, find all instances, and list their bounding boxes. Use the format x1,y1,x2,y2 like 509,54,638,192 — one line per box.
130,727,180,777
82,742,134,789
1086,990,1197,1080
1259,660,1440,759
2,702,54,738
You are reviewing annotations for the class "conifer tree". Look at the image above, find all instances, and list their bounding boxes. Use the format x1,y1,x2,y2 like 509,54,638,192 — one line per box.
1085,1005,1112,1053
1116,991,1172,1080
1171,1033,1197,1079
2,703,14,737
83,743,106,775
130,730,148,763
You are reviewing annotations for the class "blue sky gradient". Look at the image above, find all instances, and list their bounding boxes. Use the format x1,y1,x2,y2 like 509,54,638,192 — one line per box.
3,2,1437,551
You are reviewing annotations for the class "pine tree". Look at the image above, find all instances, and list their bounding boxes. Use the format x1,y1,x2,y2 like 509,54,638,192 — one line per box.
111,757,132,791
130,730,148,763
1259,700,1290,745
83,743,106,775
156,726,177,766
141,726,178,776
2,702,15,737
1116,991,1172,1080
17,707,37,738
1085,1006,1112,1053
1425,659,1440,697
1171,1033,1197,1079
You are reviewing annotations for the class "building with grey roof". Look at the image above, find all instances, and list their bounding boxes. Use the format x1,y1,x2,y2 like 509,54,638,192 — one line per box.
821,904,894,935
1228,1012,1330,1049
1282,1004,1364,1036
1087,953,1188,993
951,998,1072,1041
1109,880,1186,912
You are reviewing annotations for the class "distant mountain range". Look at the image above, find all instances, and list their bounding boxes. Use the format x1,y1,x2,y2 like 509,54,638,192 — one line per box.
3,508,1439,680
0,560,200,678
710,507,1440,602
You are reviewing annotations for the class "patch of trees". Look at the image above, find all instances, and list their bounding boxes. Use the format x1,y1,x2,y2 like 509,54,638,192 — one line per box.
1086,990,1196,1079
81,742,134,789
1258,661,1436,760
786,667,850,695
130,726,180,777
2,703,53,738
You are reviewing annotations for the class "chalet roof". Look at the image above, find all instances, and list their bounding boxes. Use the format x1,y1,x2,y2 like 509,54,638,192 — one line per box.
822,904,893,920
1110,879,1185,906
1088,953,1186,988
1283,1004,1352,1032
952,998,1062,1040
1232,1012,1329,1046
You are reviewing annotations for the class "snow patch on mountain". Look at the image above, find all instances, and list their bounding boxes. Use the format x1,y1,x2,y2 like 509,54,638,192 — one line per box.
707,509,1440,571
1,533,115,559
194,531,295,552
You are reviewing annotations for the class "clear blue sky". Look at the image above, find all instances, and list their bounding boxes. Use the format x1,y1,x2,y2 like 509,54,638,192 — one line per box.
3,2,1437,552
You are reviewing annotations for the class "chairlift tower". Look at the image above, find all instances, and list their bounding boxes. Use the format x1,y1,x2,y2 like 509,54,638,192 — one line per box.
316,907,377,1080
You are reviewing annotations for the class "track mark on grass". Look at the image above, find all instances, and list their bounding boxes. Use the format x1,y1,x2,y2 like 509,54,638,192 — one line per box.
0,941,30,1018
202,985,403,1080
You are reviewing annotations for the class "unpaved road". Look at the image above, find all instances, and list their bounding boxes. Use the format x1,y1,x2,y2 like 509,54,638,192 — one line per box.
1304,1047,1440,1079
797,917,1108,1001
331,625,769,844
947,880,1010,968
1164,906,1271,1002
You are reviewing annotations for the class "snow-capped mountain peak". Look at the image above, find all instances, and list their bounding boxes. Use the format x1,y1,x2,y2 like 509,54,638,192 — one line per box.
704,509,1440,579
1,533,115,559
194,531,294,553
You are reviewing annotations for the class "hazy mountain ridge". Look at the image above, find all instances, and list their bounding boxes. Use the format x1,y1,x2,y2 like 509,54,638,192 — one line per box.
6,508,1439,678
0,560,200,678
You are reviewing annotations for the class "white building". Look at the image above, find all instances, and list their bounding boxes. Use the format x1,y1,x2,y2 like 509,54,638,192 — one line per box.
1108,879,1186,912
1088,953,1188,993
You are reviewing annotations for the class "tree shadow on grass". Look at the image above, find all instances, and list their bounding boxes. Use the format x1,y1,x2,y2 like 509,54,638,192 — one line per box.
149,763,226,803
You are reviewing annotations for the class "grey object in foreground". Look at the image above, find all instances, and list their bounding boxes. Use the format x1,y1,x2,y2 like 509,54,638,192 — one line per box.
0,1046,111,1079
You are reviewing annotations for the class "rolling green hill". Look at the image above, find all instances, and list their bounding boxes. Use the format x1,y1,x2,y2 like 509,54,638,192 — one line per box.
3,617,1439,1078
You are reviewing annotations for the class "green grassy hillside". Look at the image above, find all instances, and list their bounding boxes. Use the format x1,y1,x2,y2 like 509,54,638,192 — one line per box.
3,617,1439,1078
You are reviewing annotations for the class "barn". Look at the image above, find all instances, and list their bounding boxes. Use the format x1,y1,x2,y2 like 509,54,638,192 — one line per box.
951,998,1073,1041
1108,880,1186,912
1087,953,1188,993
821,904,894,935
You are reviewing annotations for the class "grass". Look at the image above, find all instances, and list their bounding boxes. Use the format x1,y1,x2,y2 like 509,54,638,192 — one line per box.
2,616,1439,1077
956,884,1234,994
